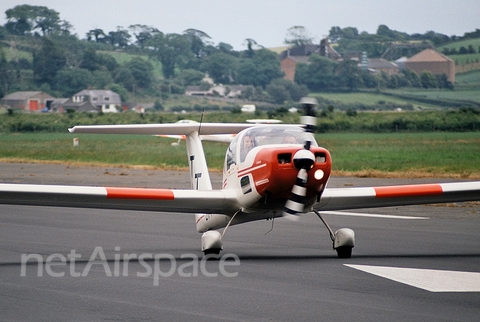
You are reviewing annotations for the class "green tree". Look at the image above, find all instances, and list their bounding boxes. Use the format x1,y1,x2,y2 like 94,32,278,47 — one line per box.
124,57,154,90
114,67,135,91
328,26,343,42
108,83,129,102
0,47,11,97
92,70,114,88
96,53,119,72
177,69,205,86
266,78,309,103
129,24,160,49
402,68,421,87
295,54,338,91
54,68,94,97
33,37,66,85
106,27,131,48
148,33,192,79
201,51,237,84
420,71,437,89
107,83,130,102
284,26,314,47
336,59,362,90
266,83,290,104
86,29,106,42
376,25,409,41
32,6,62,35
236,49,283,87
5,5,34,35
183,29,211,58
243,38,261,58
80,47,98,71
5,5,67,36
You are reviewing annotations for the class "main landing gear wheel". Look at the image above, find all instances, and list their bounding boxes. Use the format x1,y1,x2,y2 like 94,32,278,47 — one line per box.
201,230,223,259
313,210,355,258
335,246,353,259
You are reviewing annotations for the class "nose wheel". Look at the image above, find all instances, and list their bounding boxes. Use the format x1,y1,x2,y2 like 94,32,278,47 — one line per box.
313,209,355,258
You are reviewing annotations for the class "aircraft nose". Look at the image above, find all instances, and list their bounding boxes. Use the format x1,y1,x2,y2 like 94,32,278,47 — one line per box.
293,149,315,170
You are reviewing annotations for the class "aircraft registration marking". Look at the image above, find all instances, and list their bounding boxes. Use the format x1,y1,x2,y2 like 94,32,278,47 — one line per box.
345,264,480,292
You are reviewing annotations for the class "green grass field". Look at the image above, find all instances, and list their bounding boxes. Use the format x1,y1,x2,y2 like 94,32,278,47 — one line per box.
456,70,480,85
438,38,480,53
98,50,164,79
1,132,479,178
311,92,440,110
392,88,480,103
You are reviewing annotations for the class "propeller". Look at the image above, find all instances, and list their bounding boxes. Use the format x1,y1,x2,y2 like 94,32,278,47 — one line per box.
283,97,318,219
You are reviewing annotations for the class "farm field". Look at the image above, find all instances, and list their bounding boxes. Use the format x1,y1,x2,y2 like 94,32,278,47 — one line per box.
98,50,164,79
312,92,441,110
1,132,479,179
391,88,480,104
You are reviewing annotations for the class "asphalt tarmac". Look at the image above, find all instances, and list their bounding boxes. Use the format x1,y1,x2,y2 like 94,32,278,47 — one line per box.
1,163,480,321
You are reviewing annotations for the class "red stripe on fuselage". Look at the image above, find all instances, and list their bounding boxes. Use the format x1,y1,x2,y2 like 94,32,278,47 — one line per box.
106,187,175,200
374,184,443,198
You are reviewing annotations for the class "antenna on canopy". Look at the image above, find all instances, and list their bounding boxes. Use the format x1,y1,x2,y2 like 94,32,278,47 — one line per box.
198,106,205,134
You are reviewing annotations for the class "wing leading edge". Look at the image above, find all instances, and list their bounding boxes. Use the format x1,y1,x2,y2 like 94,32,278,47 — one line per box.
315,181,480,211
0,184,239,214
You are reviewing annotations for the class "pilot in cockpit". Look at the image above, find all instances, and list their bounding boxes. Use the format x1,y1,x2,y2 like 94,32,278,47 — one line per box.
240,134,256,162
282,134,298,144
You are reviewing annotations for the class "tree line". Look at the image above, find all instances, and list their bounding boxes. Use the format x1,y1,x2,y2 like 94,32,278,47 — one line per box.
0,4,476,105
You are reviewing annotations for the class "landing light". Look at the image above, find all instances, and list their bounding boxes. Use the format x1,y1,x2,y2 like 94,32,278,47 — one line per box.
314,170,324,180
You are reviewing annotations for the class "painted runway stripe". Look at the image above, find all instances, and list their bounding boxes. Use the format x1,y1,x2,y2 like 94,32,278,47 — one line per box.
345,264,480,292
320,211,429,220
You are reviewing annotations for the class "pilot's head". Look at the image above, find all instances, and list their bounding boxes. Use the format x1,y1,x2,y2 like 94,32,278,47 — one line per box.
243,135,255,151
282,135,297,144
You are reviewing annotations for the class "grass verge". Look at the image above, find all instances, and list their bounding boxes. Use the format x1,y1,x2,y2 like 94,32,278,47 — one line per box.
1,132,479,179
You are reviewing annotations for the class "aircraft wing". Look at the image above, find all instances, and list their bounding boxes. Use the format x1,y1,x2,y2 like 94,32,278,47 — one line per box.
69,123,273,135
315,182,480,211
0,184,240,214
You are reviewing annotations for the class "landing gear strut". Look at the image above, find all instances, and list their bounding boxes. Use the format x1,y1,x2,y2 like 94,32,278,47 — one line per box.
313,209,355,258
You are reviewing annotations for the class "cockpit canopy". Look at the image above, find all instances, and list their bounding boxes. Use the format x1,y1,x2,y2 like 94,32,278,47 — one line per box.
226,126,318,166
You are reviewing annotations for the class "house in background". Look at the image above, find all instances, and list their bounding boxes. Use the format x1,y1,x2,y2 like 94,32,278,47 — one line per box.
405,49,455,83
50,98,96,113
72,89,122,113
280,56,310,81
280,38,341,81
367,58,399,75
0,91,55,111
185,84,248,98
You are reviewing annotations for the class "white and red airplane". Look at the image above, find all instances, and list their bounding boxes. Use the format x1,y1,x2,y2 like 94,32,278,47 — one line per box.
1,99,480,258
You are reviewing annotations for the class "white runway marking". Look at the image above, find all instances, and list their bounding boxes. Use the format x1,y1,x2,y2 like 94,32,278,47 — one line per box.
320,211,429,220
345,264,480,292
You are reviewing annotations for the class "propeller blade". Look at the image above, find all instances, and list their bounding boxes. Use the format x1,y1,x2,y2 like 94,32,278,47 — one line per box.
283,149,315,218
283,97,319,219
299,97,318,133
283,169,308,220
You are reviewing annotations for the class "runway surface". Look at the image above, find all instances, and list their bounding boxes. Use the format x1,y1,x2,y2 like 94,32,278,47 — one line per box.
1,163,480,321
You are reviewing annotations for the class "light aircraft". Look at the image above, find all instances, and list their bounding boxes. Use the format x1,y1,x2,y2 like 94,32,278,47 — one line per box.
1,98,480,258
